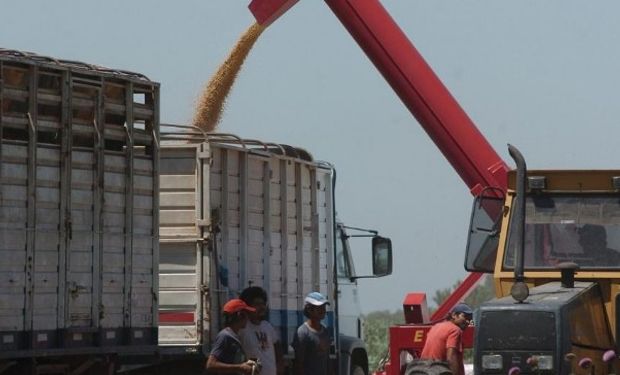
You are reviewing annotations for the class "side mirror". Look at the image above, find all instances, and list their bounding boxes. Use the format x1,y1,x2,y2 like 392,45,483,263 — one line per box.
372,236,393,277
464,194,504,273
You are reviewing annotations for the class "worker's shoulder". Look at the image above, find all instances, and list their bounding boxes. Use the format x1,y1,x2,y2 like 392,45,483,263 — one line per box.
430,321,461,335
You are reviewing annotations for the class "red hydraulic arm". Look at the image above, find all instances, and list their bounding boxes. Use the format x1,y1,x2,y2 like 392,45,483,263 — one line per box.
248,0,510,373
324,0,509,196
250,0,509,195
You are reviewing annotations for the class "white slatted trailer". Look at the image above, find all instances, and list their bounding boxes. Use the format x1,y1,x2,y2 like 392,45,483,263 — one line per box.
0,50,159,370
159,127,335,353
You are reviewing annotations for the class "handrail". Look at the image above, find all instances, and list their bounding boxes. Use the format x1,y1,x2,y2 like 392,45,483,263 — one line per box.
0,48,152,82
160,123,312,161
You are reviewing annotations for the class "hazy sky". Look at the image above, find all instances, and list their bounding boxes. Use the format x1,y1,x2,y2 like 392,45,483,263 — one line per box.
3,1,620,313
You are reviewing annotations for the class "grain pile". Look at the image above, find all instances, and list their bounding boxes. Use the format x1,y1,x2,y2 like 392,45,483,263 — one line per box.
193,22,265,132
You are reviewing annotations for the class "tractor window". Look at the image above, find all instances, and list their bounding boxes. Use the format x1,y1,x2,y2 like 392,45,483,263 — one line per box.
567,287,614,349
465,195,504,273
504,194,620,269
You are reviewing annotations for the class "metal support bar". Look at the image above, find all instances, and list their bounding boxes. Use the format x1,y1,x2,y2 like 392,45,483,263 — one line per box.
239,152,248,288
295,163,304,310
25,65,39,333
149,84,160,333
220,148,230,300
325,167,337,356
92,83,104,331
310,168,320,292
195,142,205,343
123,82,135,329
199,141,210,343
262,159,271,295
58,70,71,331
279,159,289,329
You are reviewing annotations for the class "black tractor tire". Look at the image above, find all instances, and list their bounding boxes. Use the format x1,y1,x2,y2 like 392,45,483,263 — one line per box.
404,360,453,375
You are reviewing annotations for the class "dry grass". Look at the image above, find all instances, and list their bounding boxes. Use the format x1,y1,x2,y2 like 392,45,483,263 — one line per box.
193,22,265,132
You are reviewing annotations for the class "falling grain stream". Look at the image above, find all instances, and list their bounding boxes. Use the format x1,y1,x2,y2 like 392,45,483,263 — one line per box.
193,22,265,132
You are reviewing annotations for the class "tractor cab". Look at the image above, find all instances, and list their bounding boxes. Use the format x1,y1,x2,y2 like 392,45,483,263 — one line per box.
465,146,620,374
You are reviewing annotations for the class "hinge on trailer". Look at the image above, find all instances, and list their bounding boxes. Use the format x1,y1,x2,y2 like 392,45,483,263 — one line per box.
196,219,210,227
197,151,211,160
65,217,72,240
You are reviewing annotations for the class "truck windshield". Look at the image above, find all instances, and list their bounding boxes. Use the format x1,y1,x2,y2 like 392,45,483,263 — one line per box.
504,194,620,269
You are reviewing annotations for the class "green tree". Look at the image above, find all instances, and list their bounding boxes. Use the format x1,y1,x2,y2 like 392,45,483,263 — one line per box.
463,275,495,308
431,275,495,312
363,310,404,372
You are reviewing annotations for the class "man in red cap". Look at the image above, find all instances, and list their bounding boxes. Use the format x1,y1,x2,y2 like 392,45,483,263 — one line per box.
206,299,259,374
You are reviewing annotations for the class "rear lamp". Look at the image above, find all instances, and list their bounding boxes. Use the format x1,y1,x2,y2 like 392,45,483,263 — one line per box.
535,355,553,370
482,354,503,370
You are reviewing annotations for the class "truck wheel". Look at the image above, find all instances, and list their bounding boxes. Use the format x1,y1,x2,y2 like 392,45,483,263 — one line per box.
405,360,452,375
351,364,366,375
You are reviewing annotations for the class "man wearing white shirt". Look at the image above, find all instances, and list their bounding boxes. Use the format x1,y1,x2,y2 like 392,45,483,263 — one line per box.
239,287,284,375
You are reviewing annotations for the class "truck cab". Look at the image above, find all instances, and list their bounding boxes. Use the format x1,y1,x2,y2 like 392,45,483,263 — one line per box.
336,223,393,375
466,166,620,374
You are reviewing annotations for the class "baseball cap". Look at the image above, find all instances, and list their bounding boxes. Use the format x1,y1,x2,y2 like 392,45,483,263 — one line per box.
223,299,256,314
304,292,330,306
451,303,473,317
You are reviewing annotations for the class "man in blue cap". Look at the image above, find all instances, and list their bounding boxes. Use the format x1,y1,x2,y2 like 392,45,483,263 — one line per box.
418,303,473,375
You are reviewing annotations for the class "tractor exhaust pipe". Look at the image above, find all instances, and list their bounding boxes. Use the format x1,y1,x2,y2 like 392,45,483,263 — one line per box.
508,144,529,303
559,262,578,288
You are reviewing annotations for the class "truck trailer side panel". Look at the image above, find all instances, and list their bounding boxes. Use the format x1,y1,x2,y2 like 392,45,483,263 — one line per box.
159,136,334,351
0,52,159,358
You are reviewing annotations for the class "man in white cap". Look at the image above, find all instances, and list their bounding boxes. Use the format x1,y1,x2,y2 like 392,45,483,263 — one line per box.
292,292,333,375
417,303,473,375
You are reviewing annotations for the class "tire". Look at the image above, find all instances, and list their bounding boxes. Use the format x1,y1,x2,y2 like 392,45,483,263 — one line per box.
405,359,452,375
351,364,366,375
